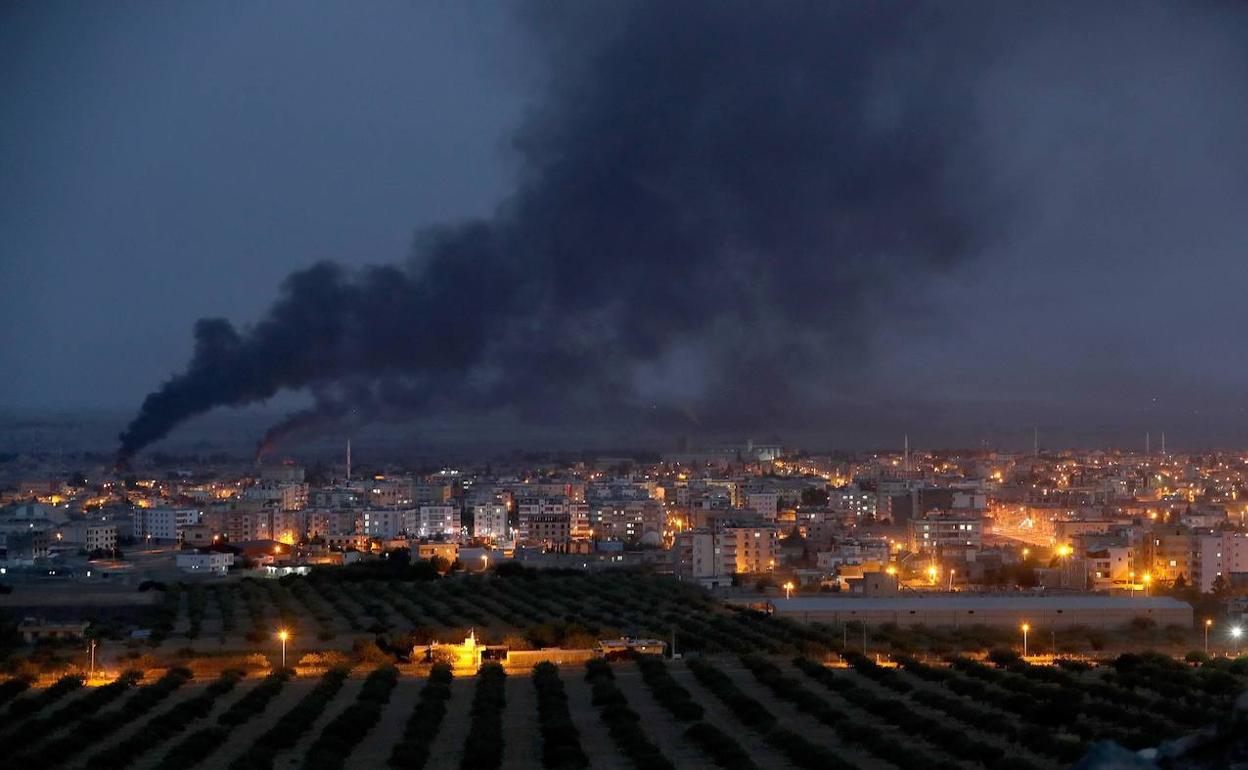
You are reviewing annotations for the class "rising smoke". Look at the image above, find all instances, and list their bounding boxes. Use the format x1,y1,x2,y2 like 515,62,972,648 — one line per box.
117,1,1242,462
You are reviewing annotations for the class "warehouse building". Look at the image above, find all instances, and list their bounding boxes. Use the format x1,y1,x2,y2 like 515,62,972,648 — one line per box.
755,594,1192,629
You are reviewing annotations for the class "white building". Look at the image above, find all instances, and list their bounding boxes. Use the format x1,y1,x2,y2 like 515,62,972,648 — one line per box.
473,504,509,541
175,551,234,575
133,508,201,541
361,509,405,539
418,504,459,540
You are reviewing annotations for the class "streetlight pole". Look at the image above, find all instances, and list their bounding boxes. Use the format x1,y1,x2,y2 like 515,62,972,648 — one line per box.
89,639,96,680
1021,623,1030,658
1232,626,1243,656
1205,619,1213,656
948,569,955,592
278,629,289,669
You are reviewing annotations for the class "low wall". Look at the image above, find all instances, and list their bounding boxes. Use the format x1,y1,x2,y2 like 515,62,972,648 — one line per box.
504,648,600,669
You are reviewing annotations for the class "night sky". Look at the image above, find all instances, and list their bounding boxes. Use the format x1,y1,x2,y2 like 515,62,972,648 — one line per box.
4,1,1248,453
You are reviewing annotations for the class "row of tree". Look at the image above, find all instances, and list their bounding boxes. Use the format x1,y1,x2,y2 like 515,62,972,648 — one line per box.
584,658,674,770
387,662,453,769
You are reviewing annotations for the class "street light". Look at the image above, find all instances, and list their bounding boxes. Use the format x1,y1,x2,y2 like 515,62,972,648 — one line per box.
278,629,290,669
1021,623,1030,658
1142,573,1152,597
1232,626,1243,656
481,554,489,571
948,569,956,592
1205,619,1213,656
927,565,938,585
783,581,795,600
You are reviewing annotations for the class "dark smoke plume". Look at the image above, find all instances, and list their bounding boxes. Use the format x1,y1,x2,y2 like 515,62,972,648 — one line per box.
119,1,1182,461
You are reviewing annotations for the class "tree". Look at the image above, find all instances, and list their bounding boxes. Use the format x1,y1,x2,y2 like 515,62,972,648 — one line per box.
1172,573,1188,591
1212,574,1229,597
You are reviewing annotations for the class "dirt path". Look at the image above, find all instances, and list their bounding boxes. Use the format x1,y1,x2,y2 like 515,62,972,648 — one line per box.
69,678,204,768
270,677,363,770
500,672,542,770
133,677,258,770
213,678,315,768
611,665,719,767
666,662,798,770
562,670,629,770
343,677,425,769
425,676,477,770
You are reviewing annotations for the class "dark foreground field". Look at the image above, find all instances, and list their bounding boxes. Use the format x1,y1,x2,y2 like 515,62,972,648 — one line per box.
2,648,1247,770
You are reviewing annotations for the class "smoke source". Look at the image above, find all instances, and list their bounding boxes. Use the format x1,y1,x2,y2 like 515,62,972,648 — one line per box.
117,1,1241,462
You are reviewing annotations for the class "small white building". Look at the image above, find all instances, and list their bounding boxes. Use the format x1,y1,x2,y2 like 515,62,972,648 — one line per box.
175,551,234,575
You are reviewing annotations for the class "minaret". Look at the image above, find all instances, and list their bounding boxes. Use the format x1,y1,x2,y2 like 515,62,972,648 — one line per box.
1033,426,1039,458
1161,432,1166,457
903,434,910,472
346,438,352,482
1146,432,1150,456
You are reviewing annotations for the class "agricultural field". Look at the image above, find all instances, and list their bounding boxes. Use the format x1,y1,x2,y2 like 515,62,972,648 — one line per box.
22,564,1217,667
1,646,1247,768
2,567,1246,768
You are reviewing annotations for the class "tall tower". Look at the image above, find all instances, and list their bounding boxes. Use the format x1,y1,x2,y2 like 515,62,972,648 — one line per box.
346,439,352,482
903,434,910,472
1033,426,1039,458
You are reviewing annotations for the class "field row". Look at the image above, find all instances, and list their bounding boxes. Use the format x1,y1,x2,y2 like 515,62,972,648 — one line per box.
3,647,1245,769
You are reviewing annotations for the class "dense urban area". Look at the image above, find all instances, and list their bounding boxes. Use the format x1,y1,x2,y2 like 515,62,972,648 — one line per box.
1,440,1247,768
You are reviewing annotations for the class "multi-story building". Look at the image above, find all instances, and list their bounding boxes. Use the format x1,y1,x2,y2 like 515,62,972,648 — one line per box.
516,497,589,545
242,482,308,511
85,523,116,553
746,493,779,522
673,524,780,582
366,478,413,508
361,509,406,539
908,510,983,553
132,508,200,541
720,525,781,574
587,500,665,542
827,487,877,519
1086,545,1133,591
417,504,459,540
473,504,509,541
